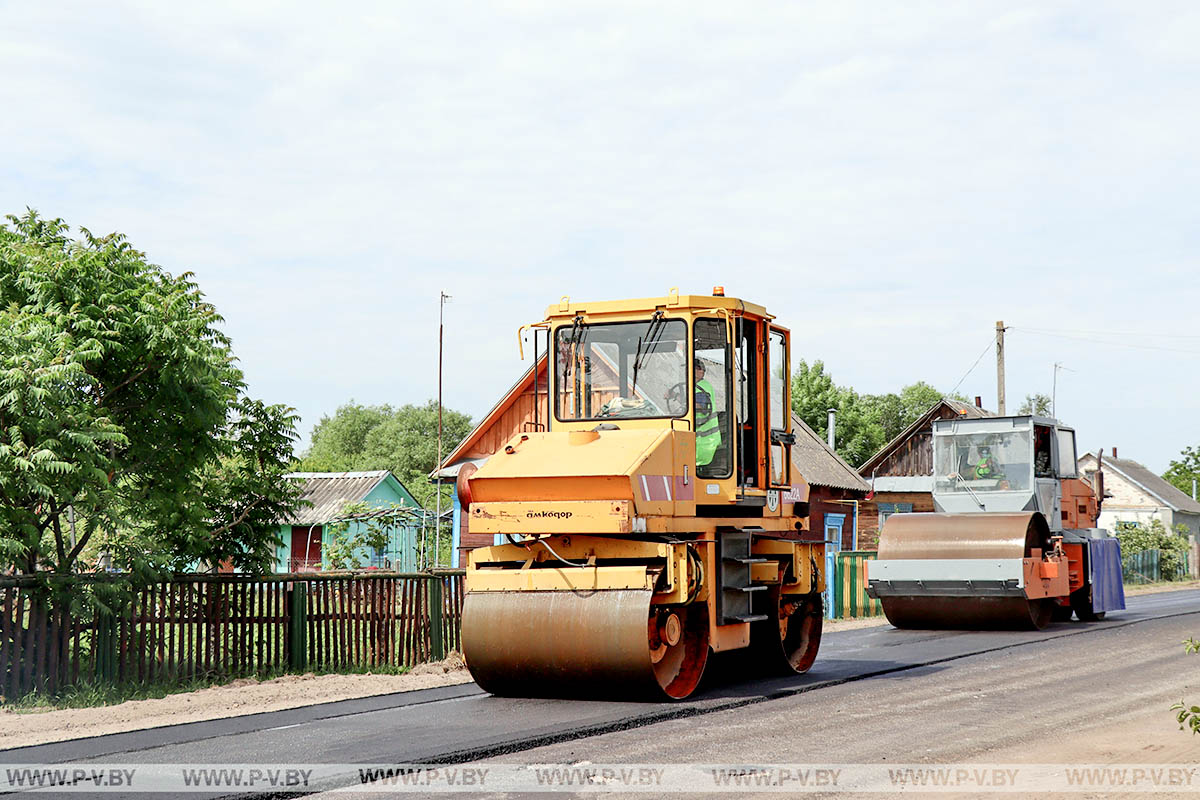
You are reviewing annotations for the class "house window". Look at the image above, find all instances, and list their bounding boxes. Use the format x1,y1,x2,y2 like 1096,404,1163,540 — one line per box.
878,502,913,526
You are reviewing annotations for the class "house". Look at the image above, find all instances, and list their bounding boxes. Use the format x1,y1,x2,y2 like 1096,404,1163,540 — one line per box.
435,356,549,566
277,471,424,572
856,398,993,550
1077,450,1200,542
791,416,871,551
434,355,870,564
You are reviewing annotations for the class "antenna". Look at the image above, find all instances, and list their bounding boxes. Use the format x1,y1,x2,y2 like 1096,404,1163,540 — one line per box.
1052,362,1075,419
436,291,452,568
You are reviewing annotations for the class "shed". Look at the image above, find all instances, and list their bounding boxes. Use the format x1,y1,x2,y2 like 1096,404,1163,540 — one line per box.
856,398,993,549
277,471,424,572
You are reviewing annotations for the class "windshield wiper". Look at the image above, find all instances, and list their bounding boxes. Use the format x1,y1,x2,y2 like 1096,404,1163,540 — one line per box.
630,310,666,396
953,472,986,509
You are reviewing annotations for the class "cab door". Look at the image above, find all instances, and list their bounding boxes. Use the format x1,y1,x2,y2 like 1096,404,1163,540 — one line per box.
766,326,794,490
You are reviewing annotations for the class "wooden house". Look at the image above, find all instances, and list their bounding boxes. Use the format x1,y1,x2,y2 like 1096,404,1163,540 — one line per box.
276,471,423,572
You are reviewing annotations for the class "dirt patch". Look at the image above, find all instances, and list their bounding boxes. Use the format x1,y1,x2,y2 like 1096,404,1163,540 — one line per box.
1,654,473,750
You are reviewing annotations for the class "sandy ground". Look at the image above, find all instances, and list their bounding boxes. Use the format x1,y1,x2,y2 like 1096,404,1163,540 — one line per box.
0,654,472,749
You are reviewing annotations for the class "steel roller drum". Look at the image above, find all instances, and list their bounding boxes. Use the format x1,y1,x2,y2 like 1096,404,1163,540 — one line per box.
876,512,1054,630
461,589,709,700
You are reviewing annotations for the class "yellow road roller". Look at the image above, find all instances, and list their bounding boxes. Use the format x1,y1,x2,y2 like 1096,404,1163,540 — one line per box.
866,415,1125,629
460,289,825,699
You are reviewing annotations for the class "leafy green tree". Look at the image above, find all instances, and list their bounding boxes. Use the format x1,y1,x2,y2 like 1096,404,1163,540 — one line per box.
1018,393,1052,416
791,362,963,468
1164,446,1200,497
300,401,473,510
323,501,393,570
791,360,884,468
0,210,300,576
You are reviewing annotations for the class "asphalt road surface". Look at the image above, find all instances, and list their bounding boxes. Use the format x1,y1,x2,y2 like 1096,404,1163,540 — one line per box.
4,589,1198,798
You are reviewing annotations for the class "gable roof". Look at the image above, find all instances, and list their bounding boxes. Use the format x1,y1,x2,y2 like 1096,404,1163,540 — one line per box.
791,414,870,493
282,471,416,526
858,398,993,474
436,354,548,476
1080,453,1200,515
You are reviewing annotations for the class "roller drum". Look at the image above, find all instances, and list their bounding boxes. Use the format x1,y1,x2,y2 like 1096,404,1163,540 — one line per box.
875,512,1054,630
461,589,709,700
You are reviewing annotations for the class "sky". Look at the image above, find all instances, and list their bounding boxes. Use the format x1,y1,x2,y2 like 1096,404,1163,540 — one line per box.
2,1,1198,473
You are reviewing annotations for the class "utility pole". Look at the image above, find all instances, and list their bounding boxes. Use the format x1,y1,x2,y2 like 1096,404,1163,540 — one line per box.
435,291,451,569
995,320,1006,415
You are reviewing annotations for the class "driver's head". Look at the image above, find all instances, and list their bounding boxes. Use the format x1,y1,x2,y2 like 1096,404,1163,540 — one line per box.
694,361,705,380
980,446,992,458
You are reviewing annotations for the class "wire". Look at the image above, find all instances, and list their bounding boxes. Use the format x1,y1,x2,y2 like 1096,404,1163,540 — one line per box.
537,538,588,567
1015,326,1200,339
1011,328,1200,356
949,337,996,395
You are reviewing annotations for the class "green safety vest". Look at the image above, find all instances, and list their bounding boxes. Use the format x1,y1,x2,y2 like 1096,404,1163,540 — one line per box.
974,457,997,479
695,378,721,466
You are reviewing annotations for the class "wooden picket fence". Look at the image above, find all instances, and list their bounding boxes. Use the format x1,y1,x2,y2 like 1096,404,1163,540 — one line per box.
0,571,464,701
832,551,883,619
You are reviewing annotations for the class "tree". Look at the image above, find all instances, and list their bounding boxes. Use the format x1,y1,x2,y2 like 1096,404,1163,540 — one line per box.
1018,393,1052,416
0,211,301,576
791,362,964,468
1164,446,1200,497
791,361,884,468
300,401,473,510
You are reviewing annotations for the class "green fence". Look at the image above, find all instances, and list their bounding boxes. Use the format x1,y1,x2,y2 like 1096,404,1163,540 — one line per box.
832,550,882,619
1122,549,1191,584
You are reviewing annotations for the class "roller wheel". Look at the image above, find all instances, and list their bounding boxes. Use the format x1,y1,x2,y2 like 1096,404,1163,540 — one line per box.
462,589,710,700
747,587,823,675
1071,587,1106,622
882,596,1054,630
648,603,711,698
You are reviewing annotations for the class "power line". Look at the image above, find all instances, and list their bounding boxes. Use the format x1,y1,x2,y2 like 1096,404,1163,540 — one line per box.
949,337,995,395
1011,328,1200,355
1015,326,1200,340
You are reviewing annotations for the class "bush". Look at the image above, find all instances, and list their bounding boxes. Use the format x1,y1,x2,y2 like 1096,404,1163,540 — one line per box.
1116,520,1192,580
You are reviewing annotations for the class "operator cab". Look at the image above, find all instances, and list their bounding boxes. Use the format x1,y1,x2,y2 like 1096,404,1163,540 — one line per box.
545,290,796,510
932,415,1079,531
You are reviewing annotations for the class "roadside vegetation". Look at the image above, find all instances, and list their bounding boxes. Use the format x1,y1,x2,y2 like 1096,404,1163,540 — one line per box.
0,210,302,580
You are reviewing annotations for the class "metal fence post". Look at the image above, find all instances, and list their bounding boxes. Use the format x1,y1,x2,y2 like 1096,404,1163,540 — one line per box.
287,583,307,672
429,577,444,661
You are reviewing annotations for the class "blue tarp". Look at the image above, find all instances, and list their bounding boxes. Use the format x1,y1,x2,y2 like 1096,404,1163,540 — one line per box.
1090,536,1126,612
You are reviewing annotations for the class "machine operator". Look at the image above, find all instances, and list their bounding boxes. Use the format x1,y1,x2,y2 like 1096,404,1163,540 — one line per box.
694,360,720,469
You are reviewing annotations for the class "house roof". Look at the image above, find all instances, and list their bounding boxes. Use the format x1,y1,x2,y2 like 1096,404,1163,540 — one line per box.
791,414,871,493
282,471,401,526
435,354,547,476
1080,453,1200,515
858,398,993,474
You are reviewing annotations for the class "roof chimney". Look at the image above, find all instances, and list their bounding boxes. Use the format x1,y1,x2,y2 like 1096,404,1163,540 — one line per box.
1112,446,1118,459
827,408,837,450
974,396,982,408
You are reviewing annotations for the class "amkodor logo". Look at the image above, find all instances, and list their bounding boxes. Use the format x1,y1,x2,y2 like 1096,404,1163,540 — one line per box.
526,510,573,520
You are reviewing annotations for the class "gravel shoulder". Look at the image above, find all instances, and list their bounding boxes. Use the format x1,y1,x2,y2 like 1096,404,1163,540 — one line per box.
0,656,472,749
